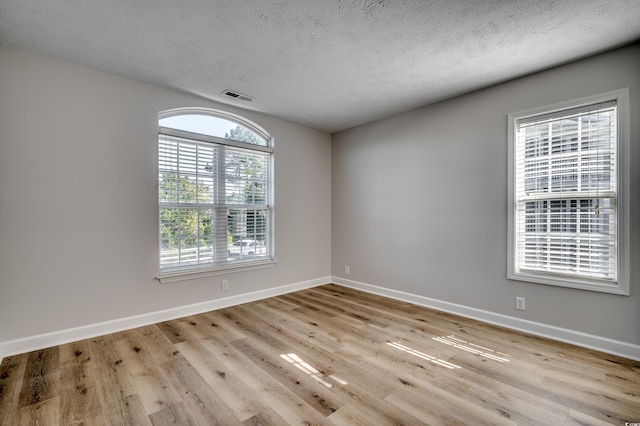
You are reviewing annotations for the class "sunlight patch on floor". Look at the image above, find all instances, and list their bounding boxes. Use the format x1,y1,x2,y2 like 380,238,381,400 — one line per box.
432,335,510,362
387,341,461,370
280,353,342,388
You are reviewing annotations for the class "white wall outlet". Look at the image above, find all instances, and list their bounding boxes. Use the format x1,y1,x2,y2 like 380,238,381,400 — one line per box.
515,296,525,311
345,265,350,275
221,279,229,292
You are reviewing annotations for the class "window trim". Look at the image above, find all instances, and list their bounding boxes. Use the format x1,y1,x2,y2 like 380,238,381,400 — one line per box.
157,260,276,284
157,108,276,283
507,89,629,295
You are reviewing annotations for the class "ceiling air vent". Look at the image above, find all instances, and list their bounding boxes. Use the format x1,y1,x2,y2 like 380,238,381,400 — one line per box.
222,89,254,102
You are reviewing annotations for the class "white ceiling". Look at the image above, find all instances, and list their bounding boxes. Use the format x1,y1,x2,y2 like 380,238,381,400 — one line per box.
1,0,639,133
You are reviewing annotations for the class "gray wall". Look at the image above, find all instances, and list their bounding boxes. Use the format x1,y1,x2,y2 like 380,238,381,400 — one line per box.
332,44,639,346
0,46,332,343
1,42,637,351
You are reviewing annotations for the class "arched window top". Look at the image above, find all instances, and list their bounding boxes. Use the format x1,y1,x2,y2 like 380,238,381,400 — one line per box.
159,108,271,147
157,107,274,279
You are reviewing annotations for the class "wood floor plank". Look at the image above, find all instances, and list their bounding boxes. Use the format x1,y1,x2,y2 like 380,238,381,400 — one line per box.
565,408,622,426
326,403,382,426
463,380,571,424
230,337,342,417
124,393,153,426
0,352,28,426
175,339,260,422
122,325,182,365
178,338,293,425
1,284,639,425
58,340,104,425
197,337,332,425
156,321,187,344
540,374,639,424
386,384,514,426
17,347,60,409
111,331,184,417
241,411,288,426
148,401,198,426
199,310,248,341
14,396,60,426
158,356,240,424
88,334,140,426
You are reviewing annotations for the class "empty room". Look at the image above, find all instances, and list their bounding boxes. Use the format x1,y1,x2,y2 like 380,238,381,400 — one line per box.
0,1,639,424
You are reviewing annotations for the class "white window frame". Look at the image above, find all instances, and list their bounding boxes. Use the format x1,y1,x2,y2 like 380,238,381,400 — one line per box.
157,108,275,283
507,89,629,295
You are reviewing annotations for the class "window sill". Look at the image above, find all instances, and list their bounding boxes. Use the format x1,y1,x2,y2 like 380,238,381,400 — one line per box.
508,270,629,296
157,260,276,283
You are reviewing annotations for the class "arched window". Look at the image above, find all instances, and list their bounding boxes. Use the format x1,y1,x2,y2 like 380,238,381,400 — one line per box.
157,108,274,280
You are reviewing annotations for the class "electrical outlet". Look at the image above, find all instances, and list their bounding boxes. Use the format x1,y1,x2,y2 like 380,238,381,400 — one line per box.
515,296,525,311
221,279,229,292
345,265,350,275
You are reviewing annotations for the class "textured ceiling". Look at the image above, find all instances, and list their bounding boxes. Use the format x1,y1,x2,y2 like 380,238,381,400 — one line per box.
1,0,639,132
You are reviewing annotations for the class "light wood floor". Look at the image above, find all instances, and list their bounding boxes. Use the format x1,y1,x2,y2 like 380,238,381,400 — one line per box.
1,284,639,425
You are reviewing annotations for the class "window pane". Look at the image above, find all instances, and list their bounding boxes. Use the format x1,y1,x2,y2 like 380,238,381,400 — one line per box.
160,114,268,146
227,208,269,260
518,196,615,279
160,208,217,267
225,148,270,205
517,106,615,197
159,136,217,204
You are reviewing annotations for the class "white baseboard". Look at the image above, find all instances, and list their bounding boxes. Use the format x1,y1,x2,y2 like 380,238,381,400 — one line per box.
2,276,638,364
332,276,640,362
0,276,331,363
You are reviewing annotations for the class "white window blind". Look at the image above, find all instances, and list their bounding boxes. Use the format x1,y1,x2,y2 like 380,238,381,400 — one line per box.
158,111,273,276
508,89,629,294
